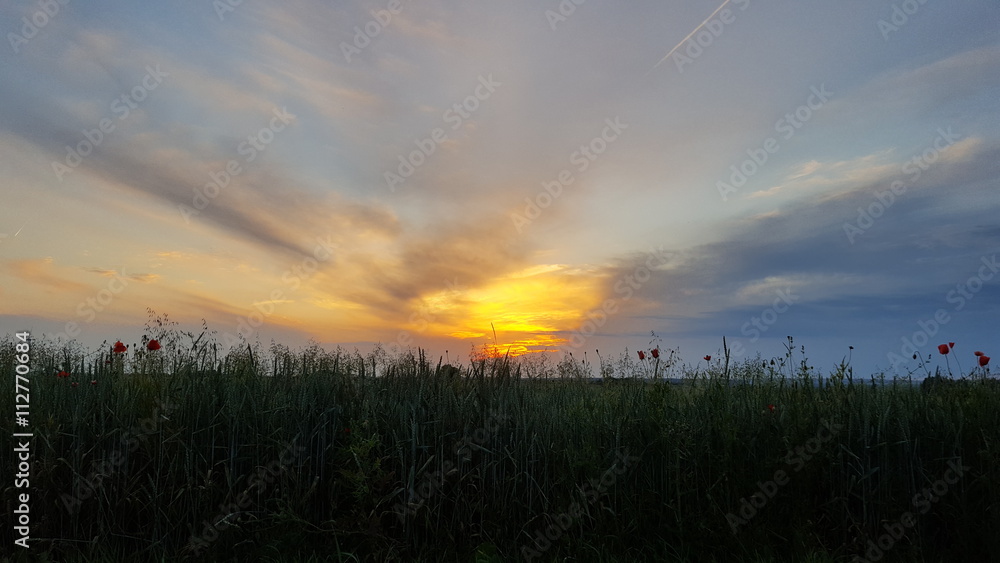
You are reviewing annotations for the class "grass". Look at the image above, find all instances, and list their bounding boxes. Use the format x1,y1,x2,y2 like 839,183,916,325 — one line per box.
1,320,997,562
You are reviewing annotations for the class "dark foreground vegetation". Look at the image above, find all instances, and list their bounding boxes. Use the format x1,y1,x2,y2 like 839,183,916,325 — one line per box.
1,324,998,562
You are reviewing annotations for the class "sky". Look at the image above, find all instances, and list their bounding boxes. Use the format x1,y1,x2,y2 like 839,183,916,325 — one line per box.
1,0,998,375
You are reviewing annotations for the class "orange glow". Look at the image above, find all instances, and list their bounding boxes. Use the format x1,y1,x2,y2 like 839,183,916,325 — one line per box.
423,265,606,356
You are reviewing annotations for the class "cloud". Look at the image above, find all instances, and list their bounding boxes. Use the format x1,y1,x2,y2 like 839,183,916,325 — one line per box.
750,149,896,200
825,44,1000,124
6,258,90,294
249,32,386,120
753,134,985,206
315,213,532,318
0,56,402,263
576,139,1000,340
127,273,161,283
391,14,461,47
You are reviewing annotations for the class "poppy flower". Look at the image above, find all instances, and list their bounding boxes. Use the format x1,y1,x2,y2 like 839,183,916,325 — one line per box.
637,351,645,360
147,339,161,351
974,351,984,357
980,355,991,367
71,382,79,387
113,341,128,354
90,380,98,385
703,355,711,361
937,344,950,355
56,370,70,378
651,348,659,359
949,342,955,349
768,404,776,413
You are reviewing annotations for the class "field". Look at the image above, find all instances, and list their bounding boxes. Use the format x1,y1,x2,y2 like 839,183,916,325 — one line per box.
2,328,998,562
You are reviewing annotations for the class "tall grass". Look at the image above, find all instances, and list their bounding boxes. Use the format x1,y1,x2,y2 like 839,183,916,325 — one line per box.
1,328,997,562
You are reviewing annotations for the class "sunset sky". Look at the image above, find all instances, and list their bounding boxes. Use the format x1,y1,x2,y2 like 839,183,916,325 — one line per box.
1,1,998,374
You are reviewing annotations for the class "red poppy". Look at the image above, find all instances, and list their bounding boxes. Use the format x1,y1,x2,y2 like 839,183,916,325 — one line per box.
651,348,659,359
56,370,70,378
949,342,955,349
147,339,161,351
71,382,79,387
768,404,776,413
974,351,984,357
979,355,991,367
937,344,950,355
113,341,128,354
343,428,351,434
703,355,711,361
637,351,645,360
90,380,98,385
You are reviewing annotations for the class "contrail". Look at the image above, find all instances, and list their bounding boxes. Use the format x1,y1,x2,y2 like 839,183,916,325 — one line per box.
645,0,732,77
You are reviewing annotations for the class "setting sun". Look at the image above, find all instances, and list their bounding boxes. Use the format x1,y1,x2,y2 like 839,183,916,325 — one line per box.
409,264,605,356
